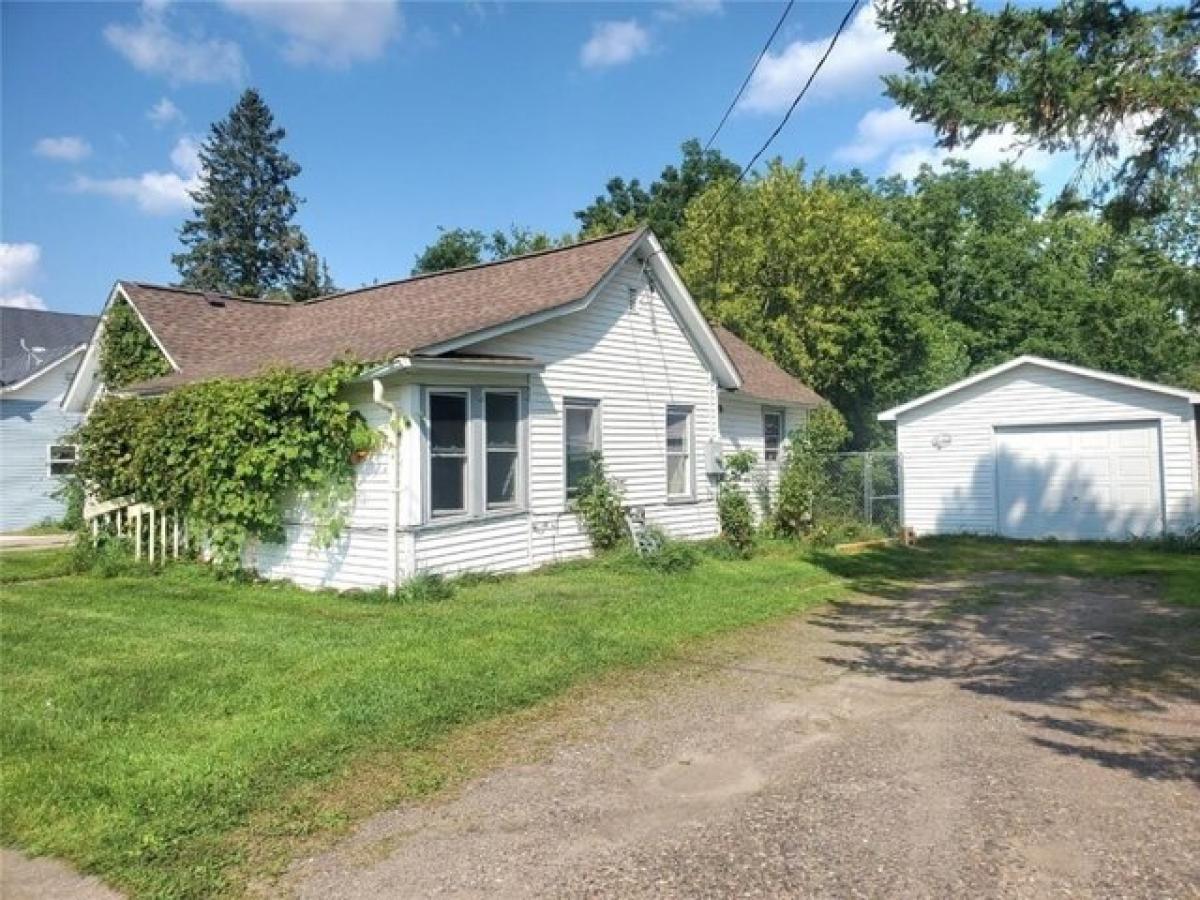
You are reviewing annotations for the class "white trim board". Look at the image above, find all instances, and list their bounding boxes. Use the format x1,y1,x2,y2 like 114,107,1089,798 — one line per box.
879,355,1200,422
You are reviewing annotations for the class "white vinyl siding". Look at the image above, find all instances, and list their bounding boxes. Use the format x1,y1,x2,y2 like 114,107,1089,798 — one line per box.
719,395,810,521
0,357,86,531
893,363,1199,538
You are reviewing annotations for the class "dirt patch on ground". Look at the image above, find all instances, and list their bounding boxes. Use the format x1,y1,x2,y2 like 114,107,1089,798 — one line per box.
283,573,1200,898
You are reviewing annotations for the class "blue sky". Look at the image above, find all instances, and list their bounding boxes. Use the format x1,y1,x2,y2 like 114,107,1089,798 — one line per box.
2,0,1076,316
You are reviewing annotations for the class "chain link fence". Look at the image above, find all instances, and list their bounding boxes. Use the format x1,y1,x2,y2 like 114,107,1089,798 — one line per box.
812,452,902,537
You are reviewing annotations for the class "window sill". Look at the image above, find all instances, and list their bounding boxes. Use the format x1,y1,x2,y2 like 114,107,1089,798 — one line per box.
413,508,529,533
666,495,699,506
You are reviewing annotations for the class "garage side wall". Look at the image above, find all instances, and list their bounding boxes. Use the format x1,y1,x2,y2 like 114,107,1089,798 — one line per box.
894,365,1199,536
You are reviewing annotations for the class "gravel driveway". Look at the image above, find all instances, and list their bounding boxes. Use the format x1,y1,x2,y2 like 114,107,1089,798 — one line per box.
286,573,1200,899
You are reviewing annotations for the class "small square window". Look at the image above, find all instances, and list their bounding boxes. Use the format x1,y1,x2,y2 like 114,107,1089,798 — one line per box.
47,444,77,477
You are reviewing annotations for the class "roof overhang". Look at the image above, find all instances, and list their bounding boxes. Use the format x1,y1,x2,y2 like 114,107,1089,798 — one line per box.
878,355,1200,422
413,231,743,392
0,344,87,396
358,354,546,381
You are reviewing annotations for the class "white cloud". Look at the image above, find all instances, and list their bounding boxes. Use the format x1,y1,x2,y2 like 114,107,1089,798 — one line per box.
0,243,41,291
72,137,202,216
105,2,245,85
741,4,901,113
835,105,1057,179
0,243,47,310
834,106,927,164
33,136,93,163
147,97,184,127
657,0,722,21
580,20,651,69
0,291,48,311
222,0,402,67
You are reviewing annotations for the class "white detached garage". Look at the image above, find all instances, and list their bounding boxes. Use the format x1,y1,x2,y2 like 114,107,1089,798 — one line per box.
879,357,1200,541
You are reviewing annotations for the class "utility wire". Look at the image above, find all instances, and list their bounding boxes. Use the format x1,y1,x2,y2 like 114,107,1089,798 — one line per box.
696,0,861,232
702,0,796,153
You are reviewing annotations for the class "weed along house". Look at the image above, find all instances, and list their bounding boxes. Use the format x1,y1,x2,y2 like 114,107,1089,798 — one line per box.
65,229,820,588
879,356,1200,541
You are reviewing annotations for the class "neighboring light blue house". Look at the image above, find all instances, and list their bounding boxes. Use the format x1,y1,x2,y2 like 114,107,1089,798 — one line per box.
0,307,97,531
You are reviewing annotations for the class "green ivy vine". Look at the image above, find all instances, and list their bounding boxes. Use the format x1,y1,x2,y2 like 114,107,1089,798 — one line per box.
74,362,381,572
99,298,172,389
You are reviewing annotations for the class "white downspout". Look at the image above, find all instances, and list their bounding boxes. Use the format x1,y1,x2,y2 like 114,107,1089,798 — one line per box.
372,379,402,594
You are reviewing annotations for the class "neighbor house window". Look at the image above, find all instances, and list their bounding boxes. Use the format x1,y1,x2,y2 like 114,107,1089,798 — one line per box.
564,398,600,498
763,409,784,463
666,405,693,499
47,444,78,477
429,391,469,517
484,390,521,509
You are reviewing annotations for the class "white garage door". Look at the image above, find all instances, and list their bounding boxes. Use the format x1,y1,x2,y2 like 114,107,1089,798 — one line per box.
996,421,1163,540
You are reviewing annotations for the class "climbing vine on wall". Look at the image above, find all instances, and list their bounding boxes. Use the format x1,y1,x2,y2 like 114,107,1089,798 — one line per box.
74,362,381,572
99,298,172,389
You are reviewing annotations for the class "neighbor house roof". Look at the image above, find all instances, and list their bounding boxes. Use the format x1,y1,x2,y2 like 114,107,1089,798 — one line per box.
120,229,648,393
878,355,1200,422
0,307,97,389
712,326,823,406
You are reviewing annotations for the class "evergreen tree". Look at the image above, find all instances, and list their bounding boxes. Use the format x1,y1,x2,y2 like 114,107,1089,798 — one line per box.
290,249,338,301
174,89,313,298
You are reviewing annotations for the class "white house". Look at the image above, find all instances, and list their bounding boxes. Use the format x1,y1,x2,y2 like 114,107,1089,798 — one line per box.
1,307,97,531
879,356,1200,541
65,229,821,588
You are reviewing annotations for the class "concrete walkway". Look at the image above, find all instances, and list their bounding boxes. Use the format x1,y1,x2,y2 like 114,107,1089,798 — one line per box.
0,533,72,552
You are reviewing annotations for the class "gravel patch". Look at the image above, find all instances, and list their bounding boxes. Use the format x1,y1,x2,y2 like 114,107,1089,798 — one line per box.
284,573,1200,899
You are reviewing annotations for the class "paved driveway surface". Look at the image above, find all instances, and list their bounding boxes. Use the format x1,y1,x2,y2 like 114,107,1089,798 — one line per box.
287,573,1200,899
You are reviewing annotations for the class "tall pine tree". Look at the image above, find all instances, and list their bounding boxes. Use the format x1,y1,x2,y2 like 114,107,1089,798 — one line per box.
174,89,326,299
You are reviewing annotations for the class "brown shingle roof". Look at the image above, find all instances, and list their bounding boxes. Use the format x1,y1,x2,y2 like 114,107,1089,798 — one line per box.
123,228,643,392
712,326,823,406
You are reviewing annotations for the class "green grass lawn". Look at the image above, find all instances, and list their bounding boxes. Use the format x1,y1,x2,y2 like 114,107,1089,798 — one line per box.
1,537,1195,898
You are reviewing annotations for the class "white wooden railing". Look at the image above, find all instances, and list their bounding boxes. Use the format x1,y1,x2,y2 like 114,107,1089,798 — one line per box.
83,497,187,562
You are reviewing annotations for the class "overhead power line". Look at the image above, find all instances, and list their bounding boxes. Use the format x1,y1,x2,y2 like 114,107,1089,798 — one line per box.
731,0,860,186
695,0,861,233
702,0,796,153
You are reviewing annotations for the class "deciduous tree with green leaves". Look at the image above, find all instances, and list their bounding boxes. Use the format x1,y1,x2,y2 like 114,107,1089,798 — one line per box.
412,225,566,275
173,88,325,300
677,161,965,446
575,138,741,257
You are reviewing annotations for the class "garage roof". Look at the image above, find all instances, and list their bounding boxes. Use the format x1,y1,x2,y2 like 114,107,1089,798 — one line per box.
878,355,1200,422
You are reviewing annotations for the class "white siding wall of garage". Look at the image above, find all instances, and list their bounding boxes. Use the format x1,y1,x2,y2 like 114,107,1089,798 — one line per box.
893,364,1199,538
247,257,727,589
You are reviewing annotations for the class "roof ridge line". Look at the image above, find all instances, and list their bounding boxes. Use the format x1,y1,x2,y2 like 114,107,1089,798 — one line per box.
302,227,647,306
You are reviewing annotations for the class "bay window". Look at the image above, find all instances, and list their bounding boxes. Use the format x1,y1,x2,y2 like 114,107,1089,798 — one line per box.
429,391,469,517
425,387,527,522
484,391,520,509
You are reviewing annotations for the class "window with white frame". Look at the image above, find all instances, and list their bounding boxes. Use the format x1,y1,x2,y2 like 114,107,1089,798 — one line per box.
665,405,693,499
763,409,784,462
564,398,600,498
484,390,520,509
47,444,78,477
428,391,469,517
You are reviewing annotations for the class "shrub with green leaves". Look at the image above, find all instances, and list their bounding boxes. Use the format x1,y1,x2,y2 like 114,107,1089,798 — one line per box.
774,405,851,538
74,362,380,573
572,454,627,551
717,449,757,557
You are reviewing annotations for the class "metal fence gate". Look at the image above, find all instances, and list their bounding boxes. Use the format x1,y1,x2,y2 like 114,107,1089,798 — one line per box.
815,452,902,536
